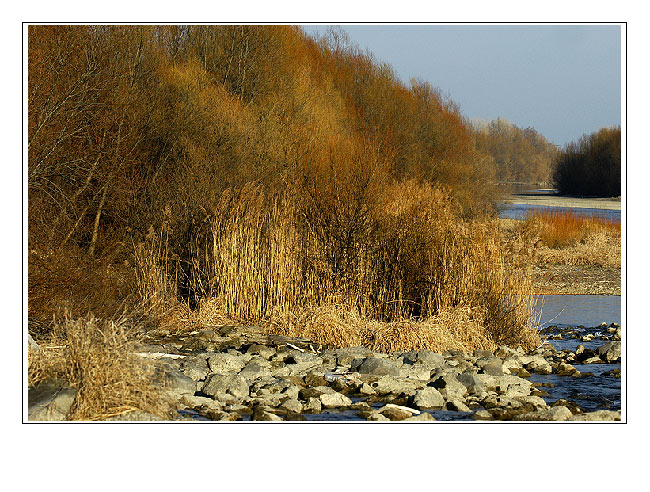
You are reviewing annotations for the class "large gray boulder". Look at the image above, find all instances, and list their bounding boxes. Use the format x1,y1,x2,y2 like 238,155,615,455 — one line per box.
181,354,210,381
456,373,487,395
202,374,249,400
495,346,525,359
239,358,273,379
446,398,471,412
596,342,621,363
164,370,198,398
319,392,353,408
519,355,553,375
412,387,445,409
334,347,375,366
430,373,468,398
400,350,445,368
399,361,433,380
372,376,422,396
379,404,419,421
477,375,532,396
513,406,572,421
28,378,77,421
279,398,303,413
477,357,504,376
207,353,247,374
355,357,400,376
501,357,523,375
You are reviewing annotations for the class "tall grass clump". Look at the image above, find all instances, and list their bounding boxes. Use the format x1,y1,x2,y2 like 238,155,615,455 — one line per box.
186,180,540,351
28,314,173,420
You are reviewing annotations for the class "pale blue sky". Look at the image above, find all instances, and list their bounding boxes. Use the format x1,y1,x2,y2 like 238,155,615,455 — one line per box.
302,25,622,147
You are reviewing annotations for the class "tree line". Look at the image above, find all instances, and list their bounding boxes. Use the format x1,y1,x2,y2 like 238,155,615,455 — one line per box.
471,117,558,185
552,126,621,197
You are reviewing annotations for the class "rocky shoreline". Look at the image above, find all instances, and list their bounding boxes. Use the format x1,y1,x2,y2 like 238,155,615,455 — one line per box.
28,324,622,422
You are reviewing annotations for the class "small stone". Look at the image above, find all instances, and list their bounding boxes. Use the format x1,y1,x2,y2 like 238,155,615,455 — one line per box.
359,383,377,396
472,409,492,420
280,398,303,414
412,387,445,409
404,412,436,421
319,392,352,409
380,404,418,421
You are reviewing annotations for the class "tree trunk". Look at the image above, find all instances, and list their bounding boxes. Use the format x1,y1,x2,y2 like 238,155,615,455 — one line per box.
88,184,108,257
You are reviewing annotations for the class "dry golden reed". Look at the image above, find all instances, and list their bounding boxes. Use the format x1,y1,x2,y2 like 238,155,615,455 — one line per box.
183,180,540,351
266,303,509,353
28,315,173,421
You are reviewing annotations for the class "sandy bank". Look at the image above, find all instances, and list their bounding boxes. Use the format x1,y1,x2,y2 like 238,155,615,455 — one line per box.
503,191,621,211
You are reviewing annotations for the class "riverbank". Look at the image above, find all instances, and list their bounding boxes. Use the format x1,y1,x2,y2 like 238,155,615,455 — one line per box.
498,211,621,296
532,264,621,295
503,189,621,210
28,323,621,422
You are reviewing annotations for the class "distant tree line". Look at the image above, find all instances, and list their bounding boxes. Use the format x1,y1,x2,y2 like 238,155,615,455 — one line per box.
552,127,621,197
471,117,558,185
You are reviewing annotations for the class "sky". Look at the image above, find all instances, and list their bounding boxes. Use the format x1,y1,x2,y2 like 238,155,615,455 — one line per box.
302,24,622,147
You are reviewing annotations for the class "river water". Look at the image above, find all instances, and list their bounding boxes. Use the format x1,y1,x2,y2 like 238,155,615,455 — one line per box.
499,203,621,221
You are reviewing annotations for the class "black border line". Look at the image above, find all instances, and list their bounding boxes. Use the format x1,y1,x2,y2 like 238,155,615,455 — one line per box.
23,21,627,425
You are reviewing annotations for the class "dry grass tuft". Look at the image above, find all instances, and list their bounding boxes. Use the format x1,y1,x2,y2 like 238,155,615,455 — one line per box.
28,315,173,421
266,303,539,353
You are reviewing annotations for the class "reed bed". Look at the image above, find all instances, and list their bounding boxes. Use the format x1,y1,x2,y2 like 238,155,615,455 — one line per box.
182,180,540,351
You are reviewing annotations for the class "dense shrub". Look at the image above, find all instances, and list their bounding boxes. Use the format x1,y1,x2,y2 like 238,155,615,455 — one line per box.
552,127,621,197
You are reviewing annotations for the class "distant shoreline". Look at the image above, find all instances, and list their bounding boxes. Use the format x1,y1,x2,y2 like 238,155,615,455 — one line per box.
502,191,621,211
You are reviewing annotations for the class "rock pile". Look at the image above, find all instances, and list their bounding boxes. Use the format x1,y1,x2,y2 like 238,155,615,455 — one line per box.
28,325,622,422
